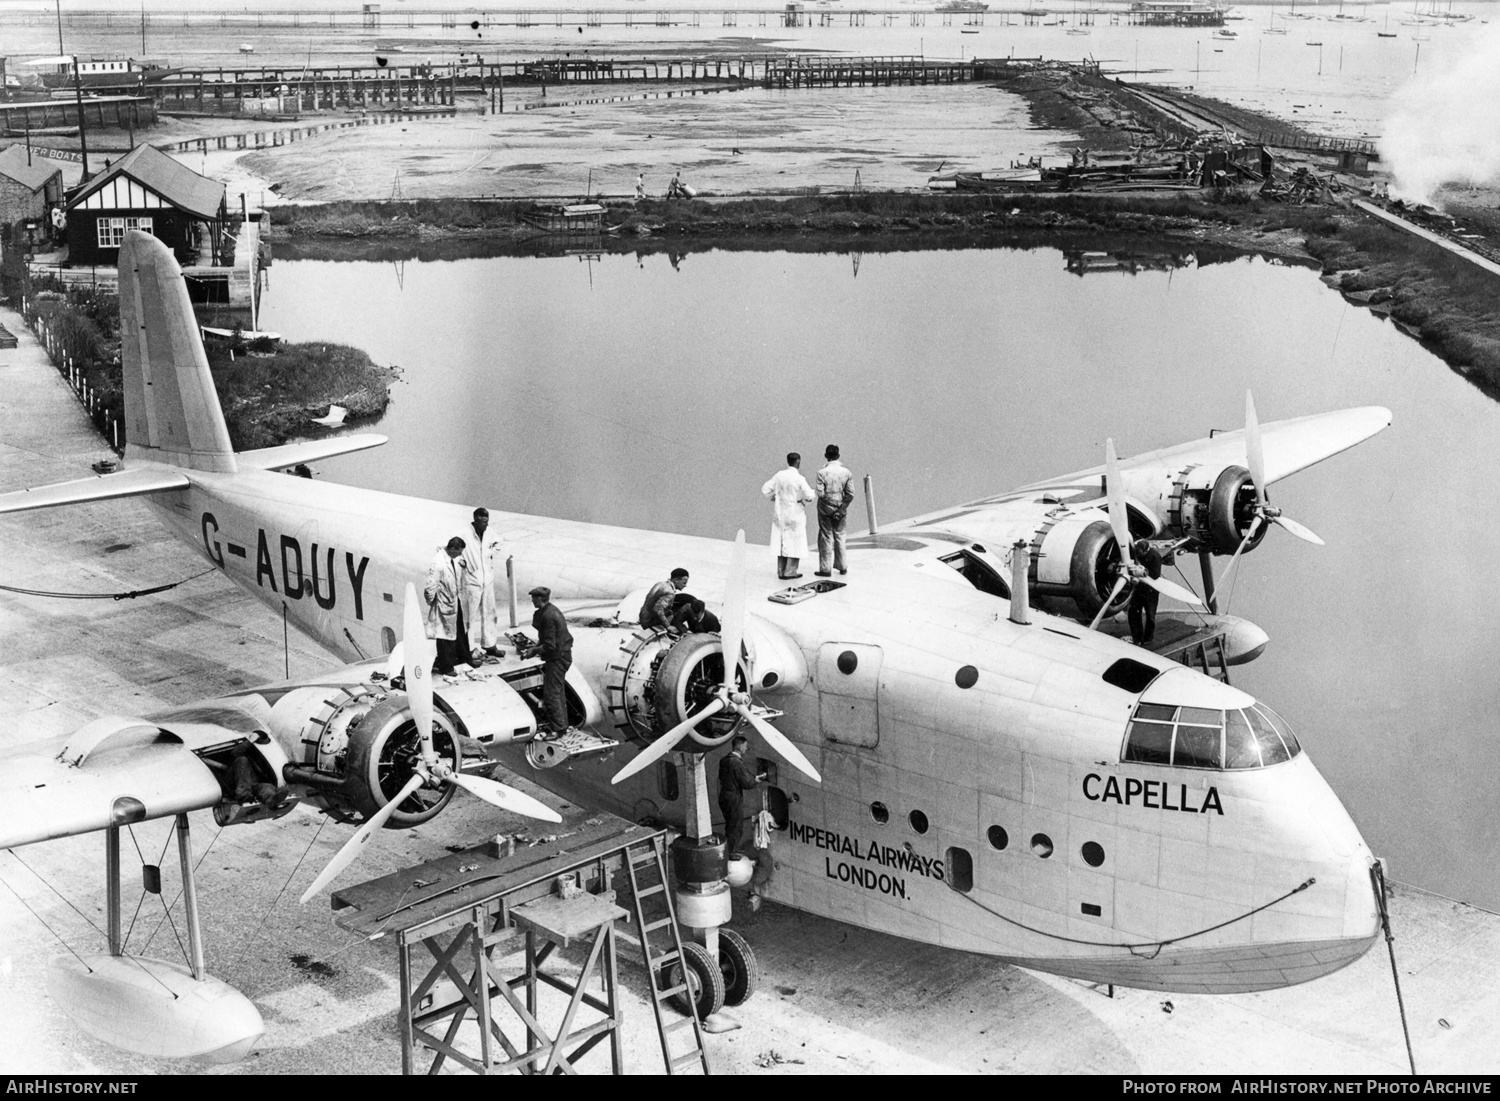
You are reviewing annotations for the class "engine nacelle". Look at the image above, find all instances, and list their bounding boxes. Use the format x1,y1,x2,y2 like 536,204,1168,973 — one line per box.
606,629,746,748
1172,464,1270,556
283,685,460,828
1030,515,1125,622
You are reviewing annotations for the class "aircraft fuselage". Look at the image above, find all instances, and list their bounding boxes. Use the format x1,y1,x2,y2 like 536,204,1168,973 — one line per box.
144,462,1380,994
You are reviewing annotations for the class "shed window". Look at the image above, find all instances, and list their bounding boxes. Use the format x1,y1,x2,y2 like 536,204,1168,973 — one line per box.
96,216,153,249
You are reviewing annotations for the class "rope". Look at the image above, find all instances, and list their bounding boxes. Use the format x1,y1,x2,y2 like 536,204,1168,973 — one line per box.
231,816,330,981
140,820,222,954
1371,862,1417,1074
0,565,218,602
7,849,104,937
956,875,1315,957
0,856,96,973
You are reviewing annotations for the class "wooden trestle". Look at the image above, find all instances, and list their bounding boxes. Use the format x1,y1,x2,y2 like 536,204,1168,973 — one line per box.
329,814,709,1075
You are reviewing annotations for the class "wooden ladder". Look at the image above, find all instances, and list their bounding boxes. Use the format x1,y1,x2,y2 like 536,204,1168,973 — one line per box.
1183,634,1231,682
623,837,711,1075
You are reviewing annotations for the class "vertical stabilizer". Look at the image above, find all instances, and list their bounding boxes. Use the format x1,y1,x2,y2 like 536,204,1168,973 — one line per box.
119,230,237,472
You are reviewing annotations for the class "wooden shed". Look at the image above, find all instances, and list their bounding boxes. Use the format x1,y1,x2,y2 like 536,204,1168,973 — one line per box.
64,144,226,268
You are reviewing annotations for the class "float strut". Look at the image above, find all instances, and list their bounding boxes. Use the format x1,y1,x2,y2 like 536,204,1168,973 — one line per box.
105,826,122,956
1198,549,1219,615
176,813,206,980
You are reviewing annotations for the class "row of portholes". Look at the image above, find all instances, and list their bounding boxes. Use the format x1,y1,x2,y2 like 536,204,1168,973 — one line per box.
868,800,928,833
868,802,1106,869
986,824,1106,868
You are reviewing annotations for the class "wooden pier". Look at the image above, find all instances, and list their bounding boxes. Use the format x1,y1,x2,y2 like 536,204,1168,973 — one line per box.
764,55,979,88
0,96,156,135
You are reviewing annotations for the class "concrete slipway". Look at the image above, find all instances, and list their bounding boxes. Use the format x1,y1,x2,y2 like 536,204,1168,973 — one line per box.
0,307,1495,1076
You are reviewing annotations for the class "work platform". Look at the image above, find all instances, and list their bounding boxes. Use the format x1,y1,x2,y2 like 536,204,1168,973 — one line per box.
330,814,710,1076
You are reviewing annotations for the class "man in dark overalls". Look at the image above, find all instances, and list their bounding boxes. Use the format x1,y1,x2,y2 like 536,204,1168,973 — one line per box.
1128,538,1164,646
717,735,764,858
529,585,573,734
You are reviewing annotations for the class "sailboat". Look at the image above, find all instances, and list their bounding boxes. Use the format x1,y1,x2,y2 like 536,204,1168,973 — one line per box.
1264,10,1289,33
1378,7,1397,35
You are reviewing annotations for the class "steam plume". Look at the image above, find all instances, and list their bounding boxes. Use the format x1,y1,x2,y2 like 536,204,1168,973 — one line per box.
1379,24,1500,205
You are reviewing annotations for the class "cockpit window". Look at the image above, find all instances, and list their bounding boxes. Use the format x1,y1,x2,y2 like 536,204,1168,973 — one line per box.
938,550,1010,599
1122,702,1302,770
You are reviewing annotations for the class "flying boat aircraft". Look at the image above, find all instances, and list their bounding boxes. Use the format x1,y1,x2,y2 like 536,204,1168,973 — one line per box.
0,233,1393,1063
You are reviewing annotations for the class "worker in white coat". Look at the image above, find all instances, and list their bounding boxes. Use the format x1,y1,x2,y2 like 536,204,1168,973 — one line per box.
761,452,815,580
425,536,473,676
462,507,504,660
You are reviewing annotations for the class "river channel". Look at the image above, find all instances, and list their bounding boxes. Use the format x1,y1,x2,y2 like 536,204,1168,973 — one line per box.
259,245,1498,911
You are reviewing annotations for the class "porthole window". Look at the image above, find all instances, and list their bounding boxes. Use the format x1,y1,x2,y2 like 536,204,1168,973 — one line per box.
870,801,889,825
955,665,979,689
986,825,1009,851
1081,841,1105,867
909,809,929,835
1030,833,1054,858
837,649,859,674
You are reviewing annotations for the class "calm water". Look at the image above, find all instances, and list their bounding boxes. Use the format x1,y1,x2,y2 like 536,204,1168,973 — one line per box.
260,246,1500,910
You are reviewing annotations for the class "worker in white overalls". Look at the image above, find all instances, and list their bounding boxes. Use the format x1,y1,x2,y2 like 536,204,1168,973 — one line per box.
462,507,505,660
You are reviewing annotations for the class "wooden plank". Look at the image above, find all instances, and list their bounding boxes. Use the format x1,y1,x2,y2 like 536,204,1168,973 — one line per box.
331,815,656,939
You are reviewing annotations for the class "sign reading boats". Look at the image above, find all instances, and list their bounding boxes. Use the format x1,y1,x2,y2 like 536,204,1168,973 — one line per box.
1084,773,1224,815
789,822,945,900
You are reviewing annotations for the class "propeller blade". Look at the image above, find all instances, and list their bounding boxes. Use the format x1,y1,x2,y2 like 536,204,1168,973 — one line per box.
609,697,727,785
1104,437,1133,568
1245,390,1266,510
1216,514,1265,596
1143,574,1205,608
1088,574,1130,631
447,772,562,824
299,770,426,904
721,530,747,695
1272,513,1325,545
736,705,822,783
402,583,438,768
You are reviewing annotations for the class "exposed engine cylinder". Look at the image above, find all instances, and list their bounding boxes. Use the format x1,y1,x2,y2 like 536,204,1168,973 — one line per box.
289,685,460,828
1175,464,1270,556
607,630,746,747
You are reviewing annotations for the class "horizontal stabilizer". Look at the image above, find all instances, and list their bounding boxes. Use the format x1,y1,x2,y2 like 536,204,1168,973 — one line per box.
237,433,388,471
0,466,189,516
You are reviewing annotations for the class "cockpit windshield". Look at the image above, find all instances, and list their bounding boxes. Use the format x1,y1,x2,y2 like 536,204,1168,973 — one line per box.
1122,701,1301,770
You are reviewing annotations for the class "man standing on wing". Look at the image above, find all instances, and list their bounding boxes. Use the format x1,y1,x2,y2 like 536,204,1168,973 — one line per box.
814,444,854,577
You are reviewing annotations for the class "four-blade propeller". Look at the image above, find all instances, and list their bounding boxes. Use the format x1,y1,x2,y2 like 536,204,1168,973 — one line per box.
1217,392,1325,599
611,530,822,786
300,584,560,904
1088,437,1205,631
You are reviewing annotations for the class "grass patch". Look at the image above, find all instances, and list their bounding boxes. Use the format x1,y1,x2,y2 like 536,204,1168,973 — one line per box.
205,340,395,450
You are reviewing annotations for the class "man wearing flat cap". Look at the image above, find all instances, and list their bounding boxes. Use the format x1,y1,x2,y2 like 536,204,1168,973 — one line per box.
529,586,574,734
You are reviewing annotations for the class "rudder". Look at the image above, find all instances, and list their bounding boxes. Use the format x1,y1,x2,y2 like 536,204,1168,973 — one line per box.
119,230,236,472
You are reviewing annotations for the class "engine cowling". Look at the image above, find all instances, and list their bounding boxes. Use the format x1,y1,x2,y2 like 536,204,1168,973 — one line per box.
606,630,746,748
283,685,461,828
1173,464,1270,556
1030,515,1126,621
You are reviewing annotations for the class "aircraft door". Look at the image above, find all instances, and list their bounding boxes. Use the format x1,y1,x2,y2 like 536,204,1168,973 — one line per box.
815,643,883,748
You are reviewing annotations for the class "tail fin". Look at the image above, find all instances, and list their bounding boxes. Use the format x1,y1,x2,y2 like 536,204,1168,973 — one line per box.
120,230,237,474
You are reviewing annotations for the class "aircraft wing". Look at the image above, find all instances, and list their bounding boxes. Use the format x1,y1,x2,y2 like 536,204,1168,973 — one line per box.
237,434,388,471
0,466,189,515
896,406,1391,534
1018,406,1393,493
0,719,223,850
